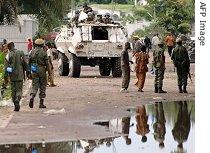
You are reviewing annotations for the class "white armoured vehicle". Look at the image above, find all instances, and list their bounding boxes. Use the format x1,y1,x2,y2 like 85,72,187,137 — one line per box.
55,22,127,78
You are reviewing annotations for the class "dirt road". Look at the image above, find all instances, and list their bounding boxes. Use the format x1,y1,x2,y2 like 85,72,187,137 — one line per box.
0,55,195,144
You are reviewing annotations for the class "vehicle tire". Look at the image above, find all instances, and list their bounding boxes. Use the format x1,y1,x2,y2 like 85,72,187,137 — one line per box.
58,53,69,76
99,62,111,76
69,53,81,78
111,57,122,77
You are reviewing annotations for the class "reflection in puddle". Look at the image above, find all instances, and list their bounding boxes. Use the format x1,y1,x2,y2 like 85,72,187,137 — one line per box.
0,101,194,153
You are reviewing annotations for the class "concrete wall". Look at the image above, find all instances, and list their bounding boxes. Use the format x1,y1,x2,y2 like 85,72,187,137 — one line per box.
0,15,38,53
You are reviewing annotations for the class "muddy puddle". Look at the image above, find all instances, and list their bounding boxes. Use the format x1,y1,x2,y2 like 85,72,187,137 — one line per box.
0,101,194,153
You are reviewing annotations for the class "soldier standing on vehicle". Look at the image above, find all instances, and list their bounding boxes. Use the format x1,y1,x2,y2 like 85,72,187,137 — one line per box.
95,14,104,23
85,12,95,23
83,2,93,14
103,13,113,24
5,42,30,111
171,38,190,93
120,42,132,92
29,39,50,108
152,41,167,93
71,10,80,26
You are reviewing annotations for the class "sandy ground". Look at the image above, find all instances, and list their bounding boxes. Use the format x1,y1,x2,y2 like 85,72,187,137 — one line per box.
0,54,195,144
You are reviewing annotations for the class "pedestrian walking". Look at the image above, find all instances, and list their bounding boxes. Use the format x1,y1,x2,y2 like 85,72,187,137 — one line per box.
165,33,174,56
171,38,190,93
27,38,33,52
29,39,50,108
46,43,56,87
144,36,151,53
5,42,30,111
120,42,132,92
152,41,167,93
134,46,149,92
152,34,160,52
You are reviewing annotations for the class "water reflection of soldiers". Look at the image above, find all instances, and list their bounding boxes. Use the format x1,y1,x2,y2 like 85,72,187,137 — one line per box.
136,105,150,143
153,102,166,148
172,101,191,151
122,117,132,145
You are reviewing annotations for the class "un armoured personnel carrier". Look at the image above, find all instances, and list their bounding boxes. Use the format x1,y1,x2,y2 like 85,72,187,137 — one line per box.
55,22,127,78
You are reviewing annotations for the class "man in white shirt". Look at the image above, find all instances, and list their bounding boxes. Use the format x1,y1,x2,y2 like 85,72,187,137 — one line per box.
152,34,160,52
46,43,56,87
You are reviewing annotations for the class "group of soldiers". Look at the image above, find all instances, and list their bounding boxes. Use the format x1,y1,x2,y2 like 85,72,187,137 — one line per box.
2,39,50,111
71,3,114,26
121,34,191,94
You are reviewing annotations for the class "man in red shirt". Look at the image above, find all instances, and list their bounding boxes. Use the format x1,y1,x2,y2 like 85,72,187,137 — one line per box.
165,33,174,57
27,38,33,52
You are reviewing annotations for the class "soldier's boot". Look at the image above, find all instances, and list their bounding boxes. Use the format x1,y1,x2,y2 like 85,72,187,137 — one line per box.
183,85,188,93
154,85,158,93
14,101,20,112
158,87,167,93
39,99,46,108
178,85,183,93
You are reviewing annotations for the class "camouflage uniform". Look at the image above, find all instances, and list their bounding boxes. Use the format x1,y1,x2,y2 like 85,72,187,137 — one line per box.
152,46,167,93
5,48,29,111
171,41,190,93
121,49,130,90
29,44,49,108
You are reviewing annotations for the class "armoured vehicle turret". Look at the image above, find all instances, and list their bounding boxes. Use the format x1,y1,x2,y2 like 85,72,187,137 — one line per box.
55,21,127,78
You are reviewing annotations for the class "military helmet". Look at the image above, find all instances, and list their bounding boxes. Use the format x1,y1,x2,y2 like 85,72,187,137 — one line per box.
35,38,45,45
75,10,80,14
87,12,93,16
176,38,182,43
105,13,110,17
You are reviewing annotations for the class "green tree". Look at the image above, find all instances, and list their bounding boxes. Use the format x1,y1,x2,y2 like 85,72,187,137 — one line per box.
147,0,195,34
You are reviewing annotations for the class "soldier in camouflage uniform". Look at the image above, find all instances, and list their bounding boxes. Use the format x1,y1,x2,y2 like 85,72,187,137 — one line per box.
171,38,190,93
152,41,167,93
29,39,50,108
5,42,30,111
120,42,132,92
